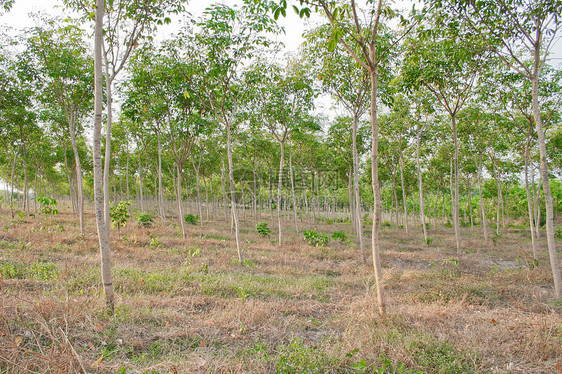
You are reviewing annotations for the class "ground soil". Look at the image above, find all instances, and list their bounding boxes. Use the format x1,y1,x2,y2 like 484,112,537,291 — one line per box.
0,206,560,373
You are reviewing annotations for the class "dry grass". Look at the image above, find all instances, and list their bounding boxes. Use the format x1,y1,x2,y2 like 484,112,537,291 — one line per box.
0,206,560,373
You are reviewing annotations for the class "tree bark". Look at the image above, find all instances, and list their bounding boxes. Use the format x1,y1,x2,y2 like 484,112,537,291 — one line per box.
532,72,561,297
416,122,427,243
524,134,538,258
277,140,285,244
226,120,243,263
288,142,299,235
478,154,488,245
352,111,366,262
451,114,461,257
69,119,85,235
94,0,114,312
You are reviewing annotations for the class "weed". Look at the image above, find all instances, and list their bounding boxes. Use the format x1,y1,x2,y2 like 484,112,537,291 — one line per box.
256,222,272,237
137,212,155,227
0,260,58,281
331,231,347,242
184,214,199,225
304,230,330,247
110,201,131,231
37,196,59,216
149,234,163,248
409,340,477,373
275,338,335,374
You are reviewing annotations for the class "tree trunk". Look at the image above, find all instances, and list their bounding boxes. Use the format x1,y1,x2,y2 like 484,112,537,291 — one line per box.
138,152,144,213
524,135,538,258
532,72,561,298
69,120,85,235
451,114,461,257
94,0,114,312
221,160,228,223
478,154,488,245
369,68,385,315
416,122,427,244
352,111,366,262
399,137,409,236
176,165,186,239
288,142,299,235
158,130,165,224
103,76,113,228
277,140,285,244
226,120,243,263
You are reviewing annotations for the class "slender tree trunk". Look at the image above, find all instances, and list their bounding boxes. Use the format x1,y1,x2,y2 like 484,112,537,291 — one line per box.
369,68,385,315
226,120,243,263
103,76,114,228
478,155,488,245
288,142,299,235
192,154,203,226
467,176,473,230
69,121,85,235
532,72,561,298
416,122,427,243
63,145,76,217
252,159,258,222
138,152,144,213
352,111,366,262
157,130,165,224
176,165,186,239
392,171,399,227
399,138,409,236
451,114,461,257
494,159,501,236
524,135,538,258
277,140,285,244
22,147,29,215
221,160,228,223
348,169,355,231
94,0,114,312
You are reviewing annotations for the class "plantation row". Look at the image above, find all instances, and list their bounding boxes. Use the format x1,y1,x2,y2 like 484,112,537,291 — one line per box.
1,0,561,309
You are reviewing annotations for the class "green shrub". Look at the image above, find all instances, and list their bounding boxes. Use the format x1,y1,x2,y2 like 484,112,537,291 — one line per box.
37,196,58,215
137,212,155,227
303,230,329,247
110,201,131,231
331,231,347,242
256,222,271,237
184,214,199,225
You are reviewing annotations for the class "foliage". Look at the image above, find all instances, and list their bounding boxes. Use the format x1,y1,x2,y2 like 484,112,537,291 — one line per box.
110,201,131,231
137,212,155,227
303,230,330,247
331,231,347,242
256,222,271,237
37,196,58,216
184,214,199,225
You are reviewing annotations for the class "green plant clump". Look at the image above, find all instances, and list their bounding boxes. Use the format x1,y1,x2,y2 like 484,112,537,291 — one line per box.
137,212,155,227
256,222,271,237
110,201,131,231
303,230,330,247
37,196,58,215
331,231,347,242
184,214,199,225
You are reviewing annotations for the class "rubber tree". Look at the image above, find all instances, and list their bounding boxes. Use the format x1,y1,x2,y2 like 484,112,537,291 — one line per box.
244,61,315,245
28,18,93,235
278,0,411,316
301,23,370,262
196,2,280,262
443,0,562,299
403,8,489,259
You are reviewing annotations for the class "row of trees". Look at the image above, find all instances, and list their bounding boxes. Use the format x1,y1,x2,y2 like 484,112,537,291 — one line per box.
1,0,561,311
